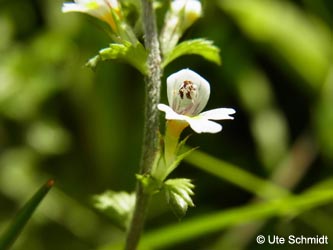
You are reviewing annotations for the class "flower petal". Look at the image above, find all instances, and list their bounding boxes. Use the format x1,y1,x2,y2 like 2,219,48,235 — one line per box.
200,108,235,120
186,117,222,133
62,0,120,31
167,69,210,116
158,104,229,133
62,3,88,13
158,104,188,121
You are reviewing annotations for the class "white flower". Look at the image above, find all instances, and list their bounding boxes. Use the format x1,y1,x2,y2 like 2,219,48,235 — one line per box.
171,0,202,25
158,69,235,133
62,0,120,31
160,0,202,55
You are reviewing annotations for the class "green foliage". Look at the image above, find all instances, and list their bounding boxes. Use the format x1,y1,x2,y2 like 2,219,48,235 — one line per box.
236,68,288,170
0,0,332,249
314,69,333,160
0,32,71,121
163,178,195,219
185,149,289,200
135,174,195,219
152,134,196,181
219,0,331,88
137,186,333,250
161,146,197,181
0,180,54,250
86,41,148,75
136,174,162,195
93,191,135,230
99,182,333,250
162,39,221,68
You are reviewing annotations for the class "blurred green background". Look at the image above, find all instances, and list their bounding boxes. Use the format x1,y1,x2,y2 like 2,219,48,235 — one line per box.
0,0,332,249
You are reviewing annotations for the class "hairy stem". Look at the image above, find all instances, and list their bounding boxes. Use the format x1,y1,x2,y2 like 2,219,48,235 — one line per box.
125,0,161,250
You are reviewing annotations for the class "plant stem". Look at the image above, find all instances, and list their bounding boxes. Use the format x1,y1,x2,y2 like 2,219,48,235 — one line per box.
125,0,161,249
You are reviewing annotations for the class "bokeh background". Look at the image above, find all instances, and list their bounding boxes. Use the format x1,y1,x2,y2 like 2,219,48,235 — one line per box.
0,0,332,249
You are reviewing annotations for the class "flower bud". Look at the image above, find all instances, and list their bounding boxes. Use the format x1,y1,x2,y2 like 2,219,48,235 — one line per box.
171,0,202,29
167,69,210,116
160,0,202,55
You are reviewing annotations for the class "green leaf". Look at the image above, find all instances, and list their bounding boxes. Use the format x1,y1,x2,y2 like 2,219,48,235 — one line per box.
0,179,54,250
137,187,333,250
92,190,135,230
86,41,148,75
163,147,198,181
98,180,333,250
162,39,221,68
184,148,289,199
164,178,195,219
176,135,191,154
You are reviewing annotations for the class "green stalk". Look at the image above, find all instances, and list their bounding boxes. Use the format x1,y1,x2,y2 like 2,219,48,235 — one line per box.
124,0,162,249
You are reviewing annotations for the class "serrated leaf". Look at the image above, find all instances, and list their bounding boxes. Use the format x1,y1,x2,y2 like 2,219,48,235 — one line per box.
164,178,195,219
86,41,148,75
162,39,221,68
168,192,188,219
92,190,135,230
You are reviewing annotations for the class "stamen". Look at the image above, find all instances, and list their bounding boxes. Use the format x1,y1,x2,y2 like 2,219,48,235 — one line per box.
178,80,196,100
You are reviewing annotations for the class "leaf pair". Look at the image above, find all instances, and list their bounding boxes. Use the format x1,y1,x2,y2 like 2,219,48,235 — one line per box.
93,177,195,229
87,39,221,75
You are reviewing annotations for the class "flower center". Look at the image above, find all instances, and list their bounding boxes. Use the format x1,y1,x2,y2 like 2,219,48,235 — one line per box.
178,80,196,100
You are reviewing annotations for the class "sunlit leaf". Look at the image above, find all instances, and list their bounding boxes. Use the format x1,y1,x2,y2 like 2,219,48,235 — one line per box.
162,39,221,68
86,41,148,75
92,190,135,230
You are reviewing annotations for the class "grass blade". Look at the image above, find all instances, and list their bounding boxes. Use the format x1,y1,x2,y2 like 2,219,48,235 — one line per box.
0,179,55,250
184,149,288,199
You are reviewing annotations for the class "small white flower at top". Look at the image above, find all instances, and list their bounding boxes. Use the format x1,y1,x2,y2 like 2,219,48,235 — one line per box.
160,0,202,55
171,0,202,27
62,0,121,32
158,69,235,133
